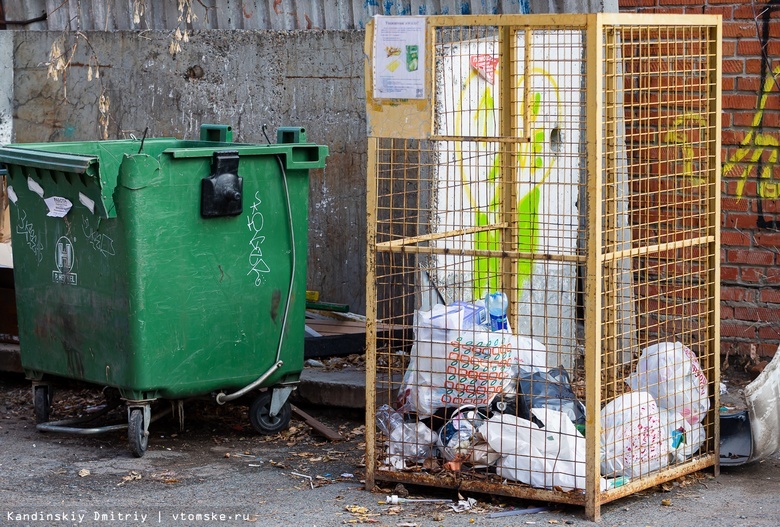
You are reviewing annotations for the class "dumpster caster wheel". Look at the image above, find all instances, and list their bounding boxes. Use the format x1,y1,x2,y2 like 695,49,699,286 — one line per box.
128,408,149,458
249,392,292,435
33,385,52,424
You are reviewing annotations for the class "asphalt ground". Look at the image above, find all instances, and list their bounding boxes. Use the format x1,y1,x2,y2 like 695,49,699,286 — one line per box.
1,371,779,527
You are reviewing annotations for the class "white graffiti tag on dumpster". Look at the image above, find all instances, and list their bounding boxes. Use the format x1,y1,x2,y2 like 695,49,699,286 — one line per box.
247,192,270,286
82,217,116,257
15,209,44,264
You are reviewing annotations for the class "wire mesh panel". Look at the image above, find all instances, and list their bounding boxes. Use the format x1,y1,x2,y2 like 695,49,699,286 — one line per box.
365,14,721,520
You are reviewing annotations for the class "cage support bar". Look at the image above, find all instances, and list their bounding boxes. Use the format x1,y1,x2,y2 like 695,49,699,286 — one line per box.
375,224,509,248
584,12,605,522
600,235,715,262
375,244,586,263
428,135,531,143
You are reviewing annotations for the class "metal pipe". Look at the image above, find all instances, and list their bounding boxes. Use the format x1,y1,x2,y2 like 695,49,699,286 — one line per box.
215,360,283,404
36,406,172,435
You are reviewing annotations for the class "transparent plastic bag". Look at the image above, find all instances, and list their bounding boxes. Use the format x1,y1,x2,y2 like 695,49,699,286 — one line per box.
376,404,439,466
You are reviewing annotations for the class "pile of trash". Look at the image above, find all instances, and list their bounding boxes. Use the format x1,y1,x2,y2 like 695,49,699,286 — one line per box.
376,300,710,492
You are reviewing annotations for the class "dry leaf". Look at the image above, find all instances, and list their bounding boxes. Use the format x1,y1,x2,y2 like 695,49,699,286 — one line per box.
78,469,90,477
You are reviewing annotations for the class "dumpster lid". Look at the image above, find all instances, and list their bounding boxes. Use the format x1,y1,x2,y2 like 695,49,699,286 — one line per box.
0,145,113,217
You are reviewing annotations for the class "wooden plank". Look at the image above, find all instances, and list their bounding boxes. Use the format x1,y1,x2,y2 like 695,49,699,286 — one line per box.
304,319,366,336
291,405,344,441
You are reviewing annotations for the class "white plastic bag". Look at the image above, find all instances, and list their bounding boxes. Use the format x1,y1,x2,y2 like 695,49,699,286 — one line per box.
398,308,515,416
600,392,669,479
398,305,548,417
478,408,600,491
627,342,710,425
659,409,705,463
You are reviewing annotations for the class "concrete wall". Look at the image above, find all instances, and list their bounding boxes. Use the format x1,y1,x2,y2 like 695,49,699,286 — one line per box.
8,30,368,312
1,31,13,263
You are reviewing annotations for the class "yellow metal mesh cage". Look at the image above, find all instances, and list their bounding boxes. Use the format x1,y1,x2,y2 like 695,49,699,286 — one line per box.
365,13,721,520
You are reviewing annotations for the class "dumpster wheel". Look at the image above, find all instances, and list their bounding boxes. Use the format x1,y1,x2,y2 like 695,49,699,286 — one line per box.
128,408,150,457
33,384,52,424
249,391,292,435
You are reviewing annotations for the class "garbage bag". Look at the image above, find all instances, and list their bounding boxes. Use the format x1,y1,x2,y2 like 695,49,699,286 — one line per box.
600,392,669,479
478,408,602,491
516,367,586,426
627,342,710,425
659,409,705,463
397,305,546,417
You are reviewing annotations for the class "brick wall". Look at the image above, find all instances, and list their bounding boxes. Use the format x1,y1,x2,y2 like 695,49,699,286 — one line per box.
619,0,780,363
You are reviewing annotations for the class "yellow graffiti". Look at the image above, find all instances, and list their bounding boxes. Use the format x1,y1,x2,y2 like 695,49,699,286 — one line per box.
723,65,780,200
663,113,709,184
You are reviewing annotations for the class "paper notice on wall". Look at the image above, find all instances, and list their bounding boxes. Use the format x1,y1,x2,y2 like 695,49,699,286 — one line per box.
373,16,426,99
45,196,73,217
6,185,16,204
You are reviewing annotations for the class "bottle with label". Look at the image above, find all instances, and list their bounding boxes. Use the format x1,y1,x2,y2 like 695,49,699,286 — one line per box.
485,291,509,331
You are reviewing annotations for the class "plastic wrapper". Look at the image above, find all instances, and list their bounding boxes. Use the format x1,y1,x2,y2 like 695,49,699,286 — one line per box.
516,367,586,425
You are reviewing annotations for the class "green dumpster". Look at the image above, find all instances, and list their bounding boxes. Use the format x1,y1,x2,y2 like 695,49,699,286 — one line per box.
0,125,328,456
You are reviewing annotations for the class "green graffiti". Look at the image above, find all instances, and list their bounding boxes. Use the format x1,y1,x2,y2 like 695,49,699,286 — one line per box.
454,65,561,300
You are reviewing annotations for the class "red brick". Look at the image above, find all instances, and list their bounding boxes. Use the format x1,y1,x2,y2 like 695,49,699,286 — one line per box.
720,265,740,281
723,22,758,38
734,306,780,322
723,180,756,197
741,267,767,283
721,59,745,74
766,267,780,284
758,199,780,213
721,305,734,318
720,321,757,339
760,288,780,303
755,232,780,247
723,94,760,111
746,59,765,74
721,197,751,213
755,112,780,128
734,4,780,19
701,6,733,17
720,230,752,246
723,212,762,229
619,0,656,6
720,286,753,302
722,129,752,144
759,326,780,340
728,249,774,265
736,76,762,92
731,110,761,127
756,342,780,357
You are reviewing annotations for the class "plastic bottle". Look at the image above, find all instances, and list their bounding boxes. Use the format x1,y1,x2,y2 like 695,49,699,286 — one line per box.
375,404,404,437
485,291,509,331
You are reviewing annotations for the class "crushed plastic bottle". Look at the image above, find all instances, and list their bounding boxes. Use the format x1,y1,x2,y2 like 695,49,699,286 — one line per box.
376,404,438,464
485,291,508,331
376,404,405,437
